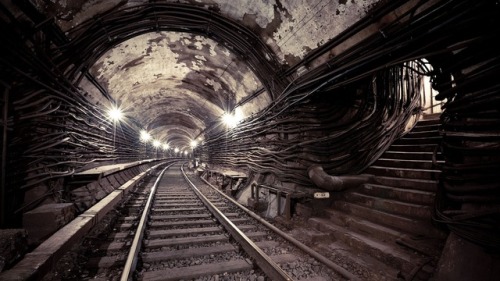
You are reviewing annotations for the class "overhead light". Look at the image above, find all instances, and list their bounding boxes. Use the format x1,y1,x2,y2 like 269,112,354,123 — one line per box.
153,140,161,147
190,140,198,148
108,106,123,121
222,108,243,128
222,113,237,128
184,151,188,155
174,147,179,153
162,143,169,150
140,130,151,142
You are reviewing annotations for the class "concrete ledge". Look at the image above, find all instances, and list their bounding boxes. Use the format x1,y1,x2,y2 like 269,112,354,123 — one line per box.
75,159,156,178
67,159,158,186
84,191,123,223
0,163,164,281
23,203,76,245
0,252,53,281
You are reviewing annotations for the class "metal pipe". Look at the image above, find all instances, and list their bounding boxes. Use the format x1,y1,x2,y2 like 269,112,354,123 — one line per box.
307,165,374,191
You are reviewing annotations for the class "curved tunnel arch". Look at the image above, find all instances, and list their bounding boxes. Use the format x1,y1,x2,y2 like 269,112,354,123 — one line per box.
63,2,289,95
167,128,192,149
146,111,205,139
64,3,287,149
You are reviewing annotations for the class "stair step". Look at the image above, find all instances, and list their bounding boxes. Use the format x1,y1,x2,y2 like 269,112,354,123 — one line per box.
333,201,446,239
374,158,443,169
322,209,406,243
367,166,441,180
421,113,441,120
344,192,432,220
373,176,438,192
411,123,440,132
395,234,445,258
315,241,402,281
360,184,435,205
395,136,441,145
416,118,441,126
389,144,438,152
314,208,444,257
405,130,440,138
382,151,442,161
308,218,423,273
308,210,446,274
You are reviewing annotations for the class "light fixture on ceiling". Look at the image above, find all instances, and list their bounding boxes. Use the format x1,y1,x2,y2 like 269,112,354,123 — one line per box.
108,106,123,154
140,130,151,142
108,106,123,121
190,140,198,148
152,140,161,159
222,108,243,128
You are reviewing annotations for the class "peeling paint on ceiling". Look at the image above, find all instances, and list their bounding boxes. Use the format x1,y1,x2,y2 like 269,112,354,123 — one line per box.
41,0,381,149
270,0,377,62
84,31,265,148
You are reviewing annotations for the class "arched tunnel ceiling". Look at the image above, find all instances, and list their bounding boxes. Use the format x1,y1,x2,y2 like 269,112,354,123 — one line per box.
35,0,380,149
84,31,265,145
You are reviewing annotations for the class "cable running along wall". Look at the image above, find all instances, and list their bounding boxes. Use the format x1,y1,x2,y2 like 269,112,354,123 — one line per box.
200,0,500,251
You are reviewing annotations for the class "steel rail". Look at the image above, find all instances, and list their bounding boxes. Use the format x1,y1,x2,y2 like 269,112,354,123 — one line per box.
120,163,173,281
180,163,293,281
197,173,361,281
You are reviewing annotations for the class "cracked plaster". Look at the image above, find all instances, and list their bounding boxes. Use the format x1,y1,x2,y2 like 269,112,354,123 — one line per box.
40,0,381,148
84,31,264,148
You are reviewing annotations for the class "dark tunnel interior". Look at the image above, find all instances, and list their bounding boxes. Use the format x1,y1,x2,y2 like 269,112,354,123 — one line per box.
0,0,499,280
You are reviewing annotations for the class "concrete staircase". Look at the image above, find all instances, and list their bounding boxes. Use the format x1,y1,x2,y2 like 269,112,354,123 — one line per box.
304,114,448,281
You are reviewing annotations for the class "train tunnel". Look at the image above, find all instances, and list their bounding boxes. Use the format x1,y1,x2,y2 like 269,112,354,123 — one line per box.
0,0,499,280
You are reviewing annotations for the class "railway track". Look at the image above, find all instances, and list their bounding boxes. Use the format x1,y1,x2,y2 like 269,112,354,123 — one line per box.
74,162,351,281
